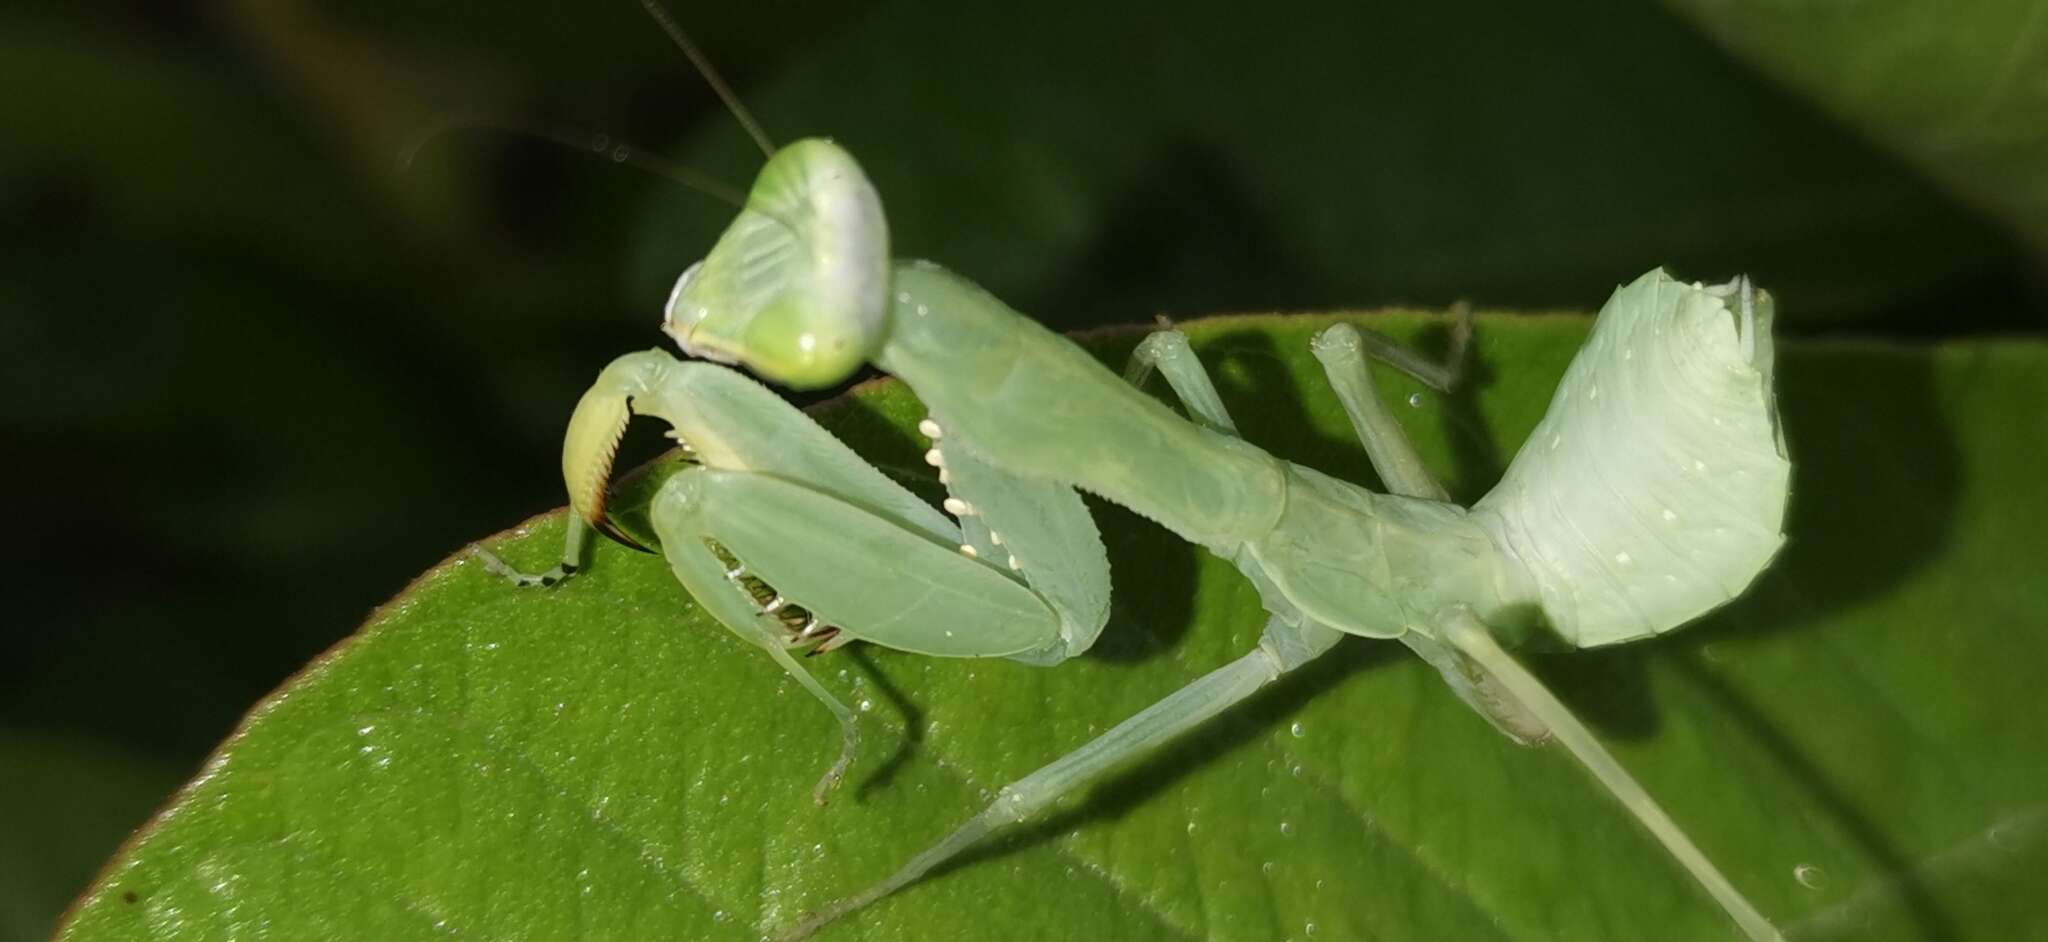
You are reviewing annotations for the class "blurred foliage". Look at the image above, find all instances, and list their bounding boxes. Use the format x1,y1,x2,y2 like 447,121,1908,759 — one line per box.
3,0,2044,937
1667,0,2048,260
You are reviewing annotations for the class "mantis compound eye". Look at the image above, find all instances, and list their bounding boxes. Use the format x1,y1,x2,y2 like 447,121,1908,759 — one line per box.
661,260,706,338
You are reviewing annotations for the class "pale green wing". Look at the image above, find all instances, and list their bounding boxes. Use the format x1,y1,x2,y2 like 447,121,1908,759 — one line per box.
1471,270,1790,647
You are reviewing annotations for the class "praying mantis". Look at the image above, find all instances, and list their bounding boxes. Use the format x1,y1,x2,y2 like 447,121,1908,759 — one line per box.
476,9,1791,938
481,139,1791,939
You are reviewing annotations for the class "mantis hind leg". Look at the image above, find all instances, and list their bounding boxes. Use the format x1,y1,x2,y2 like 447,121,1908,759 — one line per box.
773,615,1329,942
1438,606,1784,942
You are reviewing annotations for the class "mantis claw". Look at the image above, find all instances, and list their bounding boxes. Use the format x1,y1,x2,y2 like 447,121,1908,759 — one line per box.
561,370,658,554
591,518,655,554
478,352,670,595
811,751,850,806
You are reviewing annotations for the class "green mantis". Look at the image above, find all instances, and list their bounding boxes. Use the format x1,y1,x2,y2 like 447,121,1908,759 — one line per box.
482,131,1791,939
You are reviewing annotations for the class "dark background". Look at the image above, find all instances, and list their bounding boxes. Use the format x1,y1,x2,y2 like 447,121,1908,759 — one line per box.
4,1,2043,937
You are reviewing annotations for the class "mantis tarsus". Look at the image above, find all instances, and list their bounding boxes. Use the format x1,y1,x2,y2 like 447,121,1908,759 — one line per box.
480,12,1792,937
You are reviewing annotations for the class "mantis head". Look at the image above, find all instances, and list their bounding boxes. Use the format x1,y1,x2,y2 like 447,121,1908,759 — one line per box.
557,142,888,548
661,138,890,390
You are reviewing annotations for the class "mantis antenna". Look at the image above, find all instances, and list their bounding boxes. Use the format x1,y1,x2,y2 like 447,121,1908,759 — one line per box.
638,0,778,159
398,116,750,211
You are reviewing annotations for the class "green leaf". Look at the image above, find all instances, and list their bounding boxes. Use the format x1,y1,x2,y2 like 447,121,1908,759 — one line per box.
1663,0,2048,261
58,314,2048,941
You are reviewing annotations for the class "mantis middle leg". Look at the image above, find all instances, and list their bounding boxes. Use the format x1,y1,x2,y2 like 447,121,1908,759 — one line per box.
1124,308,1473,444
1310,320,1553,743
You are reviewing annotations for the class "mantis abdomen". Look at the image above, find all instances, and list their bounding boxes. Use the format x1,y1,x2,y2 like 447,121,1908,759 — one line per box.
1474,272,1790,647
